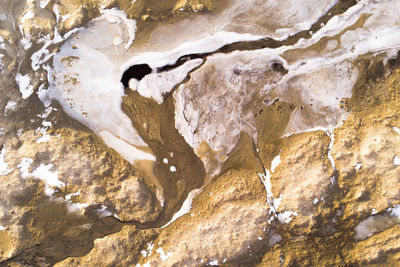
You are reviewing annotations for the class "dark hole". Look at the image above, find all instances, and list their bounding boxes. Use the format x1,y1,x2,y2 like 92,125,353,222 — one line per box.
121,64,152,88
156,53,207,72
271,62,288,74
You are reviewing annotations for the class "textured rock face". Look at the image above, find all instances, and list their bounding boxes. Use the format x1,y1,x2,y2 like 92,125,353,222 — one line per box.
1,0,400,266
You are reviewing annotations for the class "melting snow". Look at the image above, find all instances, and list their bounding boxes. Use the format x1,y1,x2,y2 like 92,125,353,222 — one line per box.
354,205,400,240
327,131,336,171
162,189,202,228
141,242,154,258
18,159,64,196
394,156,400,166
4,100,17,115
355,163,362,170
15,72,34,99
0,147,13,176
155,247,173,261
169,165,177,172
270,154,281,173
65,191,80,200
209,259,219,266
39,0,50,9
259,155,297,223
392,126,400,135
278,211,298,224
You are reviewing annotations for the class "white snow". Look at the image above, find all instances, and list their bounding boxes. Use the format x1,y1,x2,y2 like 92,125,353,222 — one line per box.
209,259,219,266
0,54,4,73
259,163,297,224
270,154,281,173
155,247,173,261
15,73,34,99
122,31,262,72
394,156,400,166
30,164,64,188
278,211,298,224
137,59,203,104
259,171,277,214
65,191,80,200
100,8,136,50
39,0,50,9
169,166,177,172
163,158,168,164
327,131,336,171
95,204,113,218
17,158,34,178
113,35,123,46
355,163,362,170
66,201,89,215
19,9,35,49
37,107,53,118
3,100,17,115
0,225,5,231
162,189,202,228
45,10,155,165
141,242,154,258
18,159,65,196
0,146,13,176
392,127,400,135
354,205,400,240
99,130,155,163
35,120,53,143
128,78,139,91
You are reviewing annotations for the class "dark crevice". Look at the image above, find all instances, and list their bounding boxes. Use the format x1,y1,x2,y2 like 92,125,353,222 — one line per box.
120,0,357,89
3,0,359,265
121,64,152,87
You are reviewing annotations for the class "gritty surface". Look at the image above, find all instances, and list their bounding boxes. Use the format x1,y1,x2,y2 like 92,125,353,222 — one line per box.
1,0,400,266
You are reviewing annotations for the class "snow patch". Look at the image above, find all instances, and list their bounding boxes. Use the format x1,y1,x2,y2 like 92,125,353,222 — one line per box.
141,242,154,258
327,131,336,171
169,165,177,172
0,146,13,176
354,205,400,240
278,211,298,224
155,247,173,261
209,259,219,266
355,163,362,170
39,0,50,9
15,73,34,99
3,100,17,115
46,11,154,164
162,189,202,228
270,154,281,173
392,126,400,135
65,191,80,200
259,156,297,224
394,156,400,166
18,160,64,196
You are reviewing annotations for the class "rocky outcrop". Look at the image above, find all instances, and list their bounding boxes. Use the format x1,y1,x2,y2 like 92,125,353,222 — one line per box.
1,0,400,266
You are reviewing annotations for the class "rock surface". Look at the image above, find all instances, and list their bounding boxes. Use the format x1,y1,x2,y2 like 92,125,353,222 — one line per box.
1,0,400,266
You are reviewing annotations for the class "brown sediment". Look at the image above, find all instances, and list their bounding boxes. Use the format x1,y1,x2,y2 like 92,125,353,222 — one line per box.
3,0,400,266
121,89,206,227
